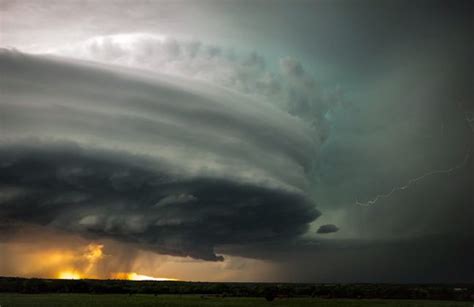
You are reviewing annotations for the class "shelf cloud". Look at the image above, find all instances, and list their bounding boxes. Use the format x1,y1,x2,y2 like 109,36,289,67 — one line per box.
0,49,320,261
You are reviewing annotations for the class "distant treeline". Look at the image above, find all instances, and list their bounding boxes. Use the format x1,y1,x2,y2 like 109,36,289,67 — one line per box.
0,277,473,301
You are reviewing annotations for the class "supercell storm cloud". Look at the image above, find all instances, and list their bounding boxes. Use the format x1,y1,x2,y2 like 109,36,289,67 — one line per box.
1,0,473,283
0,49,319,261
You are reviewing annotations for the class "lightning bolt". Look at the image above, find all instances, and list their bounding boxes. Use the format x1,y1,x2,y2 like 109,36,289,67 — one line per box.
355,152,471,207
356,107,473,207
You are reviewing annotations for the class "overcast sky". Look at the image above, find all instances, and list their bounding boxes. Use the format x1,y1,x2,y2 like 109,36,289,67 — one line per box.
1,0,473,282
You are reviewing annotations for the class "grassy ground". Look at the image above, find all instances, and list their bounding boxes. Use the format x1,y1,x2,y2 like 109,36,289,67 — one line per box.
0,294,471,307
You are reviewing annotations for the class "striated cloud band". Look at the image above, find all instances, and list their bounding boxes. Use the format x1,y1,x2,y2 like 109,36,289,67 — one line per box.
0,49,320,261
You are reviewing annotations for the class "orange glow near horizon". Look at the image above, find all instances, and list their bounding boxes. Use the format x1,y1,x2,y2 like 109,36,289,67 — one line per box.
112,272,179,281
58,271,82,280
33,242,179,281
56,271,178,281
3,238,273,282
51,243,104,280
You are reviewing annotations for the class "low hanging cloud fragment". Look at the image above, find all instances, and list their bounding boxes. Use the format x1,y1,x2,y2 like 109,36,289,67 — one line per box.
316,224,339,234
0,49,320,261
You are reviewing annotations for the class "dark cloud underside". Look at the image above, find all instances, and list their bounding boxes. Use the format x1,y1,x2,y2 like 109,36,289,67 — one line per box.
0,50,319,261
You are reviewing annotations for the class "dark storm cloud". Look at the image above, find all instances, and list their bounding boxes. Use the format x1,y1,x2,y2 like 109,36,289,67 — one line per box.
1,0,473,283
316,224,339,234
0,49,320,261
0,141,318,261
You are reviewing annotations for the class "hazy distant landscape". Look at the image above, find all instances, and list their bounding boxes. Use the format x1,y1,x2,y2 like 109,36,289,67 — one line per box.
0,277,473,306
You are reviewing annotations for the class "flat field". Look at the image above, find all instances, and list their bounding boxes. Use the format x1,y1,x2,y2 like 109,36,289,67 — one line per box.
0,294,470,307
